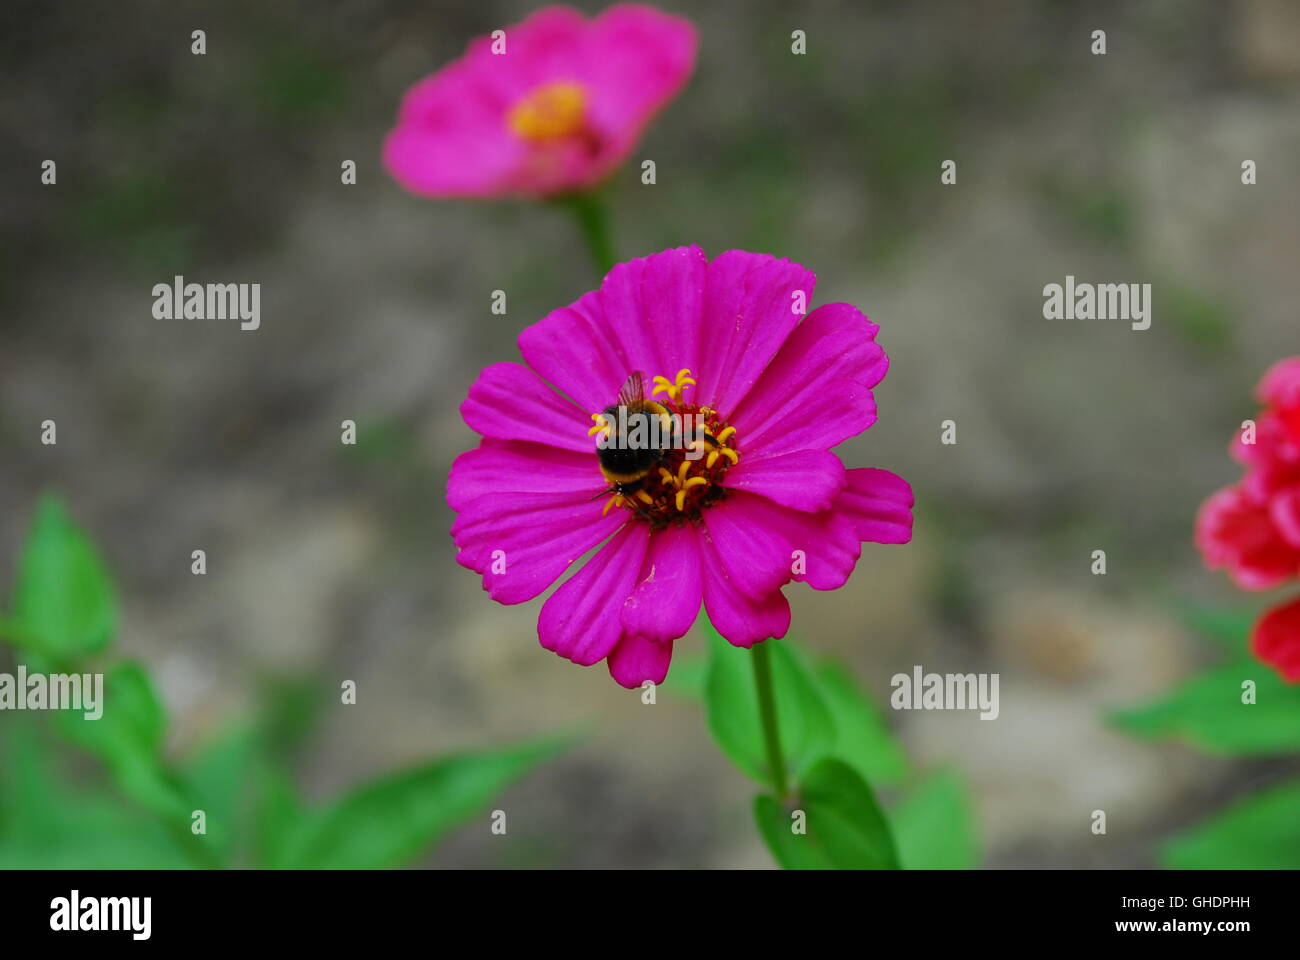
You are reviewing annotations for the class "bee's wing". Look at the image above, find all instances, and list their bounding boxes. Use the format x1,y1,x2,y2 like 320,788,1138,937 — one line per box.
617,371,646,406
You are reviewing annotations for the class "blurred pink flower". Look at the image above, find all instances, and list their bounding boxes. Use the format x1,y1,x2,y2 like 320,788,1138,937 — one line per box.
1254,596,1300,683
447,247,914,687
1196,357,1300,681
383,4,696,199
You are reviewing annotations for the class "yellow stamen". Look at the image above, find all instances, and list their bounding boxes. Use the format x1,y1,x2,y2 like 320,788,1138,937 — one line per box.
658,467,677,486
676,461,692,485
720,448,739,464
682,477,708,490
601,493,623,516
650,368,697,405
715,426,737,445
651,378,676,403
588,413,609,437
635,490,654,505
675,490,687,512
706,451,719,469
507,81,588,141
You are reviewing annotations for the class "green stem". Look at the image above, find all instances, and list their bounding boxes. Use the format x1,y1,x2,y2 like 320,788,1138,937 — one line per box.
751,640,788,799
561,191,616,278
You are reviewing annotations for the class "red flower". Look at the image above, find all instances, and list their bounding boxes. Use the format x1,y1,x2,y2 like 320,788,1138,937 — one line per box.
1197,358,1300,681
1254,596,1300,683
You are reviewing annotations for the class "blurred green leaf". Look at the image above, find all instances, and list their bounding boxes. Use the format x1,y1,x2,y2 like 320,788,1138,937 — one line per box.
815,661,909,786
0,717,189,869
273,738,569,869
680,635,908,788
253,767,308,870
704,627,834,788
1165,285,1233,354
753,758,899,870
660,652,707,700
890,771,978,869
1162,778,1300,869
1174,600,1254,650
1039,178,1132,246
254,48,346,119
1110,660,1300,755
258,674,328,761
55,661,190,822
181,727,261,867
753,795,824,870
9,495,116,658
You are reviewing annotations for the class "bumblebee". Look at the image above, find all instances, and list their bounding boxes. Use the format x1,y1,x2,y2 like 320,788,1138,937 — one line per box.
595,371,675,491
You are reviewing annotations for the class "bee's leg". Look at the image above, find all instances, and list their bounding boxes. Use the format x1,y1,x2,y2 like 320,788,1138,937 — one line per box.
591,483,655,521
617,484,658,521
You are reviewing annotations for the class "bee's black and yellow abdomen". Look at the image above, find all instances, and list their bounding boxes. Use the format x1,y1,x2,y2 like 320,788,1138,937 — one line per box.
596,399,674,486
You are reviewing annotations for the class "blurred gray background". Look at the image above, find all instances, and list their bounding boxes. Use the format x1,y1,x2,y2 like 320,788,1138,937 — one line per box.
3,0,1300,867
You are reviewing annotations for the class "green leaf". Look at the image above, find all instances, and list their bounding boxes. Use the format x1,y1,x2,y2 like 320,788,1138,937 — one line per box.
1110,660,1300,755
753,758,900,870
180,726,261,867
704,626,834,788
273,738,569,869
9,495,116,657
253,767,307,870
815,661,909,786
660,653,708,700
1162,778,1300,869
0,716,189,869
753,795,825,869
890,771,978,869
677,636,908,788
1174,599,1254,650
55,661,190,822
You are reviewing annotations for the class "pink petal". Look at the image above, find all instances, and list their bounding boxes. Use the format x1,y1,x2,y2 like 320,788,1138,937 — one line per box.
451,491,625,604
606,633,675,688
1271,489,1300,549
1257,357,1300,413
383,125,524,198
447,439,603,511
694,251,817,417
1252,595,1300,683
584,5,697,165
696,530,791,648
460,362,591,453
835,468,915,545
720,449,846,513
539,523,651,666
730,303,887,454
701,498,792,598
1195,485,1300,590
746,376,876,460
714,493,863,592
518,246,707,415
622,523,702,641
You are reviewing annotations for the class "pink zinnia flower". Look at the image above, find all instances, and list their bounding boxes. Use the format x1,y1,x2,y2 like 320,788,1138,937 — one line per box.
447,246,914,687
1254,596,1300,682
1196,357,1300,681
383,4,697,199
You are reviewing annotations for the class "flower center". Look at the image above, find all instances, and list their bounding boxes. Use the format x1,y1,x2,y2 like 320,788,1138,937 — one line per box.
507,81,589,142
588,369,740,528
